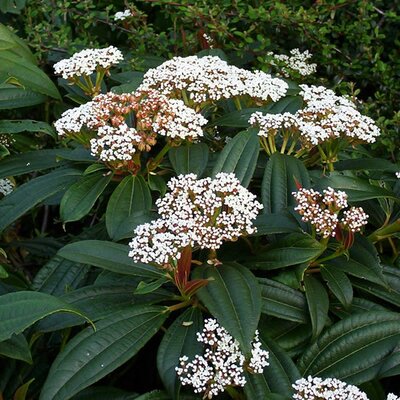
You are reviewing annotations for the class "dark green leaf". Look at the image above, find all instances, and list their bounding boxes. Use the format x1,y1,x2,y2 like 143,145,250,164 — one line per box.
304,275,329,340
0,50,60,99
212,128,260,187
316,174,398,202
169,143,209,177
0,291,91,341
245,336,300,398
72,386,139,400
298,311,400,384
0,120,55,138
0,149,72,178
0,167,81,232
193,262,261,354
253,212,301,235
258,278,308,323
262,153,310,214
0,83,46,109
57,240,164,279
61,171,112,223
106,175,152,241
157,307,203,399
31,255,88,296
335,158,399,172
0,334,32,364
245,233,324,270
321,265,353,308
326,236,386,286
40,305,168,400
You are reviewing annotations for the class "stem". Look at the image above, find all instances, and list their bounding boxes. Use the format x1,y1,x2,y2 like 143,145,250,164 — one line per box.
233,96,242,110
181,89,190,106
167,300,191,312
147,142,171,172
225,386,243,400
267,134,276,153
368,219,400,242
260,136,271,155
280,132,289,154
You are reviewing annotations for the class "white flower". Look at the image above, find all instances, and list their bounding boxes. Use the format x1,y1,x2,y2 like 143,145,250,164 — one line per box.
396,172,400,179
267,48,317,77
138,55,288,104
176,318,269,399
293,187,368,238
0,178,14,196
129,173,263,267
387,394,400,400
292,376,368,400
53,46,123,79
114,9,132,21
249,84,380,147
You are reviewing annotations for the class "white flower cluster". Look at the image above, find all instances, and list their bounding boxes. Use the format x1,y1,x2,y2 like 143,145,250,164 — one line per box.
90,124,141,161
249,84,380,147
267,48,317,77
152,98,207,140
138,55,288,104
387,394,400,400
54,101,99,137
293,187,368,238
0,178,14,196
128,173,263,267
396,172,400,179
292,376,368,400
53,46,123,79
114,9,132,21
0,134,15,148
176,318,269,399
54,91,207,163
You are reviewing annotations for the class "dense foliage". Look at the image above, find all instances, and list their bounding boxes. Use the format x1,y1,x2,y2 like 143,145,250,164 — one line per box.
0,2,399,400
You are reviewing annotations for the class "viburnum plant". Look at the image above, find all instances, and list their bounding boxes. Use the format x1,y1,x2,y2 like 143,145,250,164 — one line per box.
0,39,399,400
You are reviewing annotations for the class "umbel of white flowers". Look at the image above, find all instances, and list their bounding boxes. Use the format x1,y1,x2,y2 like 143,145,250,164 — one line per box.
293,376,399,400
176,318,270,399
128,173,263,268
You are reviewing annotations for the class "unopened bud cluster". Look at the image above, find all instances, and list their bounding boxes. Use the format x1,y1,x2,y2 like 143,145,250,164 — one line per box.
293,187,368,238
267,48,317,77
54,46,123,80
128,173,263,268
176,318,269,399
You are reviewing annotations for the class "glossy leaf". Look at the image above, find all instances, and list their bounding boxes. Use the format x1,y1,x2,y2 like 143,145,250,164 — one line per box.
61,171,112,223
298,311,400,384
0,291,90,341
304,275,329,340
31,256,88,296
58,240,164,279
0,50,60,99
326,235,386,286
71,387,139,400
0,149,71,178
258,278,308,323
106,175,152,241
212,128,260,187
0,83,47,109
157,307,203,399
316,174,398,202
169,143,209,177
193,262,261,354
321,265,353,308
0,167,81,232
40,305,168,400
245,336,300,398
0,120,55,138
262,153,310,214
0,334,32,364
37,284,138,332
253,212,301,235
246,233,324,270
